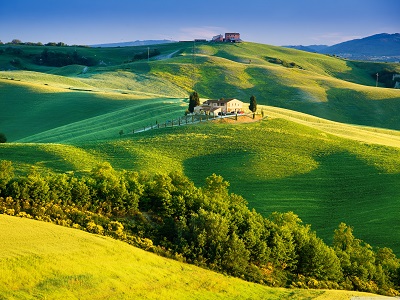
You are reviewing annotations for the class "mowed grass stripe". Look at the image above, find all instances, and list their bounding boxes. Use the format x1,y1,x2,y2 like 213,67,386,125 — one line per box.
17,98,186,143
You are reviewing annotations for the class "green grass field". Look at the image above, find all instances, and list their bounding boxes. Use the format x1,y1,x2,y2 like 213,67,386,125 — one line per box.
2,41,400,140
1,214,391,300
1,108,400,255
1,42,400,295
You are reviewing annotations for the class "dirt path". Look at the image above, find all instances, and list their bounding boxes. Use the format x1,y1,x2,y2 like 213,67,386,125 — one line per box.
154,50,180,60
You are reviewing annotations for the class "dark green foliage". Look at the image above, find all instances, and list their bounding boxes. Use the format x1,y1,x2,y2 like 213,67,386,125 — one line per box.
0,161,399,296
266,57,303,69
249,95,257,112
33,49,97,67
333,223,400,295
189,91,200,113
5,47,23,55
133,49,160,60
0,133,6,143
45,42,68,47
0,161,13,193
188,91,200,113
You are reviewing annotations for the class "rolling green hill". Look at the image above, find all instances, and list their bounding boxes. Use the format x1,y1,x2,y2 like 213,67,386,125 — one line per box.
1,41,400,143
0,214,391,299
1,41,400,291
1,108,400,256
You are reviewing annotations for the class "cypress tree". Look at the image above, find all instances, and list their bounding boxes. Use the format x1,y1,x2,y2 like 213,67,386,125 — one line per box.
249,95,257,113
188,91,200,113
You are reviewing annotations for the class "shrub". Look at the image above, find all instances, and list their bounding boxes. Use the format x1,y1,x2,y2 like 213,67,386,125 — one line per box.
0,133,7,143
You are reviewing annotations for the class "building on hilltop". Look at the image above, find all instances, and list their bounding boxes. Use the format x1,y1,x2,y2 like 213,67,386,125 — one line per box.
212,34,224,42
211,33,242,43
225,33,241,42
194,98,243,115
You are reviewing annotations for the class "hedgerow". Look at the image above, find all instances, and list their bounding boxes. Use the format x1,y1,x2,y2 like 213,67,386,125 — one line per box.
0,160,399,296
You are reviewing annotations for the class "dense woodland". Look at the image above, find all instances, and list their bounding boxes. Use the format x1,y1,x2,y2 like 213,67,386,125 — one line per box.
0,160,399,296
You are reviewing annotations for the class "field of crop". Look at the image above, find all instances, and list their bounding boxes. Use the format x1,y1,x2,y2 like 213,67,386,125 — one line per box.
1,214,391,300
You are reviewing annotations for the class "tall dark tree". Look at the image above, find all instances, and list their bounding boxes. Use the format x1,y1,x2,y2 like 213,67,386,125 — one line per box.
188,91,200,113
0,133,6,143
249,95,257,112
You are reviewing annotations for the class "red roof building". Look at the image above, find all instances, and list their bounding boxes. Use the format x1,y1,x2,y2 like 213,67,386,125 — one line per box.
225,33,241,42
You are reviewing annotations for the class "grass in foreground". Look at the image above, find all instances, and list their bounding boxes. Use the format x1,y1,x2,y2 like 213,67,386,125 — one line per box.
0,214,391,299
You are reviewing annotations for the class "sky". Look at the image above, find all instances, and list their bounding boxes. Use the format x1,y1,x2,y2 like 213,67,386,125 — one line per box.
0,0,399,46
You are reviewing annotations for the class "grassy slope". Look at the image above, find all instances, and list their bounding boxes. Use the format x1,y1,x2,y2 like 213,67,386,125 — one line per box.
0,214,390,300
2,42,400,143
1,43,400,253
0,79,187,142
1,109,400,255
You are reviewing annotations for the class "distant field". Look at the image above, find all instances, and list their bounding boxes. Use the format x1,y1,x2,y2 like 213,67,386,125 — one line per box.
2,41,400,139
0,214,391,300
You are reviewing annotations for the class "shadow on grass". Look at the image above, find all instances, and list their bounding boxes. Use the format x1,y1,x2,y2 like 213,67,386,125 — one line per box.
184,151,400,254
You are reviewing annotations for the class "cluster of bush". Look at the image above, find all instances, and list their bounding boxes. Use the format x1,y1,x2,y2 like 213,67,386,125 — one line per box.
267,57,303,69
0,160,399,296
0,39,88,47
124,49,161,63
0,44,96,68
33,49,97,67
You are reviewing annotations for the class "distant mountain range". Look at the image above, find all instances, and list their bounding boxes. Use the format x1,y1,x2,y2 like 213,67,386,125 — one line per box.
91,40,175,48
284,33,400,62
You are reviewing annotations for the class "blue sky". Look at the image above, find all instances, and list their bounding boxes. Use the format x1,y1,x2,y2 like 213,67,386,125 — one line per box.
1,0,399,46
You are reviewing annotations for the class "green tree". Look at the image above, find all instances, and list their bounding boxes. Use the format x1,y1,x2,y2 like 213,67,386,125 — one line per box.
0,160,13,194
0,133,7,143
188,91,200,113
249,95,257,112
333,223,378,292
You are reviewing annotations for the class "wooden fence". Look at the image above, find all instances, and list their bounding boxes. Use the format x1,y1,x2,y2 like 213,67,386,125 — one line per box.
128,111,265,135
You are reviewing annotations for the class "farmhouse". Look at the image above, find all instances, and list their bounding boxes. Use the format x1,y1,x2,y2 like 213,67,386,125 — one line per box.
194,98,243,115
211,33,242,43
225,33,241,42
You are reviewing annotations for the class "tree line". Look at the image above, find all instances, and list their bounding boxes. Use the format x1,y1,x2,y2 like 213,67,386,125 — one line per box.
0,39,88,47
33,49,97,67
0,160,399,296
0,44,97,68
